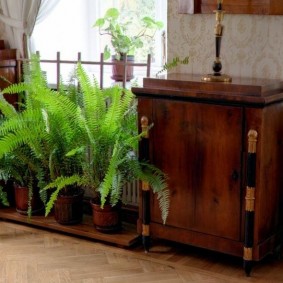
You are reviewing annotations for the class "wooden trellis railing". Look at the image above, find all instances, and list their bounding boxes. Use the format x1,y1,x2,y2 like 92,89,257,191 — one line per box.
17,52,151,89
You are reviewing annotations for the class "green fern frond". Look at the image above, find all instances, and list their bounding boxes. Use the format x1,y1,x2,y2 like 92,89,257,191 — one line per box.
157,189,170,224
76,63,106,133
156,56,190,76
99,140,122,207
0,185,9,206
0,94,17,118
43,175,82,216
2,82,31,96
109,173,124,206
130,160,170,224
27,177,34,218
0,75,12,86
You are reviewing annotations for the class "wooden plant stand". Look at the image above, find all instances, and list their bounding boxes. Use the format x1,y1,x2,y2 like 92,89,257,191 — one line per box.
0,207,140,247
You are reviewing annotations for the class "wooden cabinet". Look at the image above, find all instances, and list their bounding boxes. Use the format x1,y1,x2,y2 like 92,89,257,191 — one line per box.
178,0,283,15
0,40,19,107
132,74,283,273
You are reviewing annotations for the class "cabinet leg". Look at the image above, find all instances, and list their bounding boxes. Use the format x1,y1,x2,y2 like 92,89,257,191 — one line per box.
273,244,282,260
243,260,253,277
243,130,258,276
142,227,150,253
142,190,150,252
140,116,151,252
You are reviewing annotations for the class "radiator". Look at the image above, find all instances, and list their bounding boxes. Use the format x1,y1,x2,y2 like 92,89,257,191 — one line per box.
122,180,139,206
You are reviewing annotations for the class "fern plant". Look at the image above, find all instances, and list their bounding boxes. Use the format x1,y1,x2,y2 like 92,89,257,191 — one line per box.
73,64,170,223
0,55,170,224
43,62,170,223
0,97,48,216
0,55,84,217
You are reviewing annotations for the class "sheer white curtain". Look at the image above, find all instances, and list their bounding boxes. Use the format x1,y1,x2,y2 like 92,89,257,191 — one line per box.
0,0,61,57
29,0,61,54
36,0,60,24
0,0,41,57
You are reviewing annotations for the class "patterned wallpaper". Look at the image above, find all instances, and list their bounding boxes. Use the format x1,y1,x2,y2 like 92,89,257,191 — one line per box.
168,0,283,80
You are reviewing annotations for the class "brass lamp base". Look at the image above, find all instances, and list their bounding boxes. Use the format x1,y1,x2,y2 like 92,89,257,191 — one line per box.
201,73,232,82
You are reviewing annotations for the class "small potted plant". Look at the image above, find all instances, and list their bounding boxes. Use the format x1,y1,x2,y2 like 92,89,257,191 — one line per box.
93,7,163,81
0,149,46,216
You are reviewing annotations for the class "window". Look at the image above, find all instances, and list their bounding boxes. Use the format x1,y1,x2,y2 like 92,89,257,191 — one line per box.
32,0,167,84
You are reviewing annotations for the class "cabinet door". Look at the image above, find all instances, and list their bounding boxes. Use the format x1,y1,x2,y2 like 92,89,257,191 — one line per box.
149,99,243,241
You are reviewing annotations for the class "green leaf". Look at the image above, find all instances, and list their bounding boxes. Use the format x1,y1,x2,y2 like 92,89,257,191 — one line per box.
93,18,105,27
105,8,119,20
103,46,111,60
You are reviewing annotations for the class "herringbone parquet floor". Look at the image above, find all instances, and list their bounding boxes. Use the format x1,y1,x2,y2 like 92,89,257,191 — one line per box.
1,220,283,283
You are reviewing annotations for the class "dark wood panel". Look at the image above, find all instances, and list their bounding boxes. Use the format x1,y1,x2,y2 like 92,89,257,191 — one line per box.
191,103,243,240
148,99,243,240
178,0,283,14
0,48,19,107
150,99,196,229
178,0,200,14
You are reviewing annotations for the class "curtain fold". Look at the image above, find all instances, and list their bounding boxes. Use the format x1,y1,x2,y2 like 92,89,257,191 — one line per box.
0,0,60,58
29,0,61,54
36,0,61,24
0,0,41,57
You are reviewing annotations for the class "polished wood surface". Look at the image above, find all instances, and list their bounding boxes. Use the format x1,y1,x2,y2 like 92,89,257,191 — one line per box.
137,74,283,105
0,207,139,247
1,220,283,282
133,74,283,265
0,40,19,107
178,0,283,15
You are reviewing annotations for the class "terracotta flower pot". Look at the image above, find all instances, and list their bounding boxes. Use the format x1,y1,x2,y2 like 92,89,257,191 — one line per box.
14,183,44,215
111,55,134,82
54,188,84,225
90,198,122,233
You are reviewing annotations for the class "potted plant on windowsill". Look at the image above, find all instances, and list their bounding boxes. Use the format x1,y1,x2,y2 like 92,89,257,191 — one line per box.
93,7,163,81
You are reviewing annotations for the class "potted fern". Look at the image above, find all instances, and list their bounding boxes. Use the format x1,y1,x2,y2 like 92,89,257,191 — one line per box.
0,149,45,216
0,56,170,231
0,97,46,216
44,63,170,232
93,7,163,81
72,64,169,232
0,56,84,224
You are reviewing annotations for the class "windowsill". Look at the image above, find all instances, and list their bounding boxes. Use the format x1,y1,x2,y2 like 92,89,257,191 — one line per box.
47,69,159,90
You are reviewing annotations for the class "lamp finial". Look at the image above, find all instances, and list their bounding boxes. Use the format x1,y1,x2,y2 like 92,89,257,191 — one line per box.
201,0,232,83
